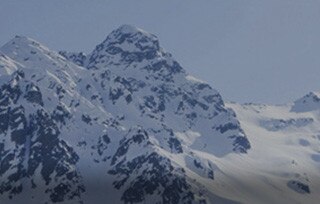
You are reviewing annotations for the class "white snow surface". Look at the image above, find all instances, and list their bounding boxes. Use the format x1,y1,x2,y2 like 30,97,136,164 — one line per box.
224,102,320,204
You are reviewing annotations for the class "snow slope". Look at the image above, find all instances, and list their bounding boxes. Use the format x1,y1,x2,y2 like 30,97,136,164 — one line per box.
225,100,320,204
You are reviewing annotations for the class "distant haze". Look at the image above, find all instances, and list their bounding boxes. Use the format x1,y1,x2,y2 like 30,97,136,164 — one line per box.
1,0,320,104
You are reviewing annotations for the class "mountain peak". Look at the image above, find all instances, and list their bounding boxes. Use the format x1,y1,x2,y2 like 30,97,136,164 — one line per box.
107,24,156,40
309,91,320,98
102,24,160,52
87,25,162,68
115,24,144,34
291,91,320,112
0,35,69,70
0,35,51,59
2,35,41,49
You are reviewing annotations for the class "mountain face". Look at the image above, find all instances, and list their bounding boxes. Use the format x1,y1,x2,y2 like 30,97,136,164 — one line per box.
0,25,318,204
0,26,250,204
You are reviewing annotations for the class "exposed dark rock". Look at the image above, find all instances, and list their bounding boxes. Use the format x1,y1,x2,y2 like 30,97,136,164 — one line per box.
168,137,183,153
287,180,310,194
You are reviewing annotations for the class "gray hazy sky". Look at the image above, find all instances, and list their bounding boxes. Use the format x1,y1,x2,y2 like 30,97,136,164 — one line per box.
1,0,320,104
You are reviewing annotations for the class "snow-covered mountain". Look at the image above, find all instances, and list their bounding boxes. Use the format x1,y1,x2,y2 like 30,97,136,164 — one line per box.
0,25,318,204
0,25,250,204
291,92,320,113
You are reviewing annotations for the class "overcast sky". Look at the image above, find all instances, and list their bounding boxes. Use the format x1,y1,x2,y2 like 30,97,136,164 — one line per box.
1,0,320,104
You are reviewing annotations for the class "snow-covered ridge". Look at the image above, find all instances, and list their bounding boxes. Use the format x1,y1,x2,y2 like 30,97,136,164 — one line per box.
2,35,55,59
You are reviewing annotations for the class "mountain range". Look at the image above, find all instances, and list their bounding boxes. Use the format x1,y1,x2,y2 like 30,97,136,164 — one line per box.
0,25,319,204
